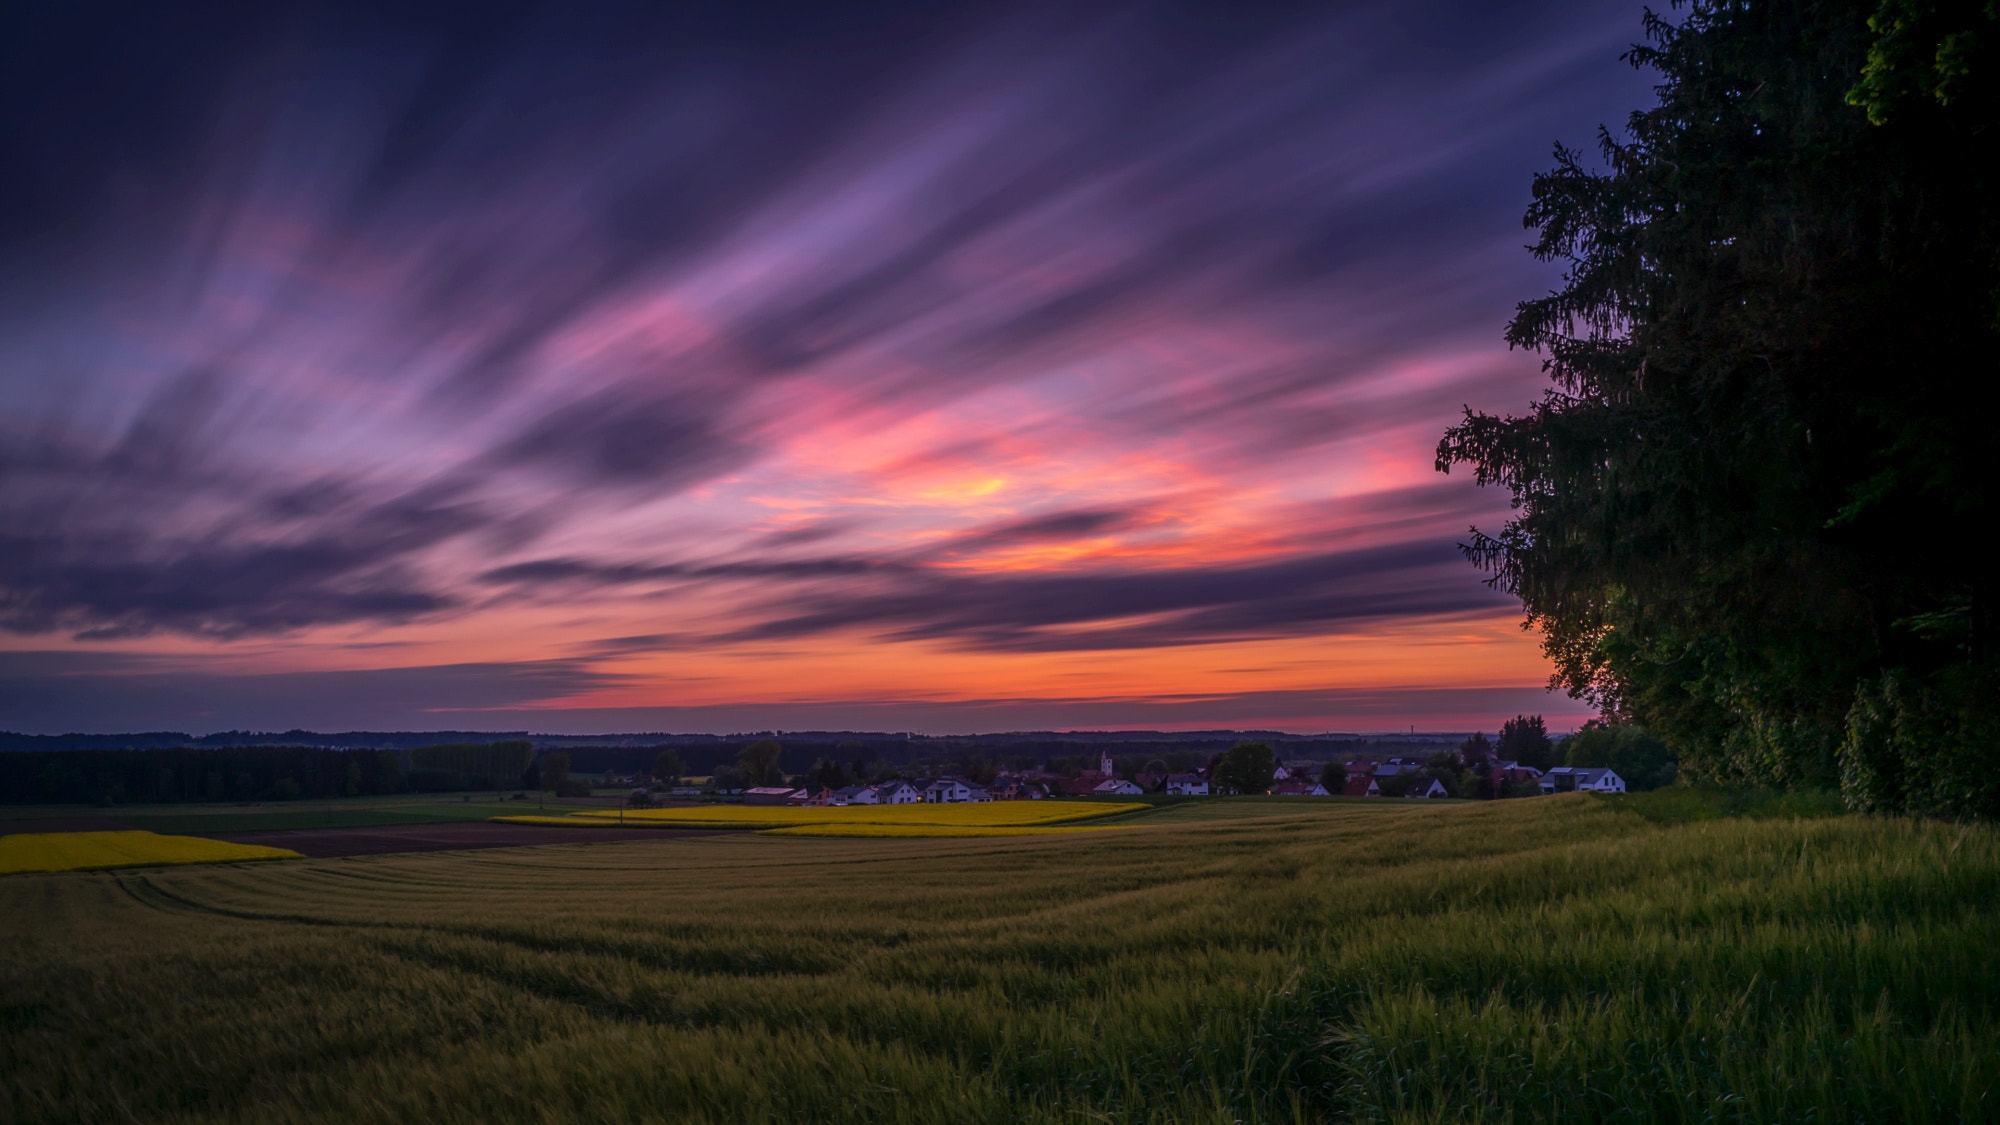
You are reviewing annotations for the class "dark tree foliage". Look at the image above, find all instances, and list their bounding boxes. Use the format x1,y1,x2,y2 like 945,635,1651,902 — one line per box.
1424,752,1472,798
408,741,534,791
1563,721,1680,790
738,740,786,787
539,751,572,794
651,749,684,786
802,757,850,789
0,747,408,804
1318,761,1349,793
1438,1,1999,816
1497,715,1557,772
1211,742,1277,795
1849,0,1998,125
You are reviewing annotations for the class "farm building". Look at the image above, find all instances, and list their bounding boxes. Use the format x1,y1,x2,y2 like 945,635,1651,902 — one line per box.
743,787,799,806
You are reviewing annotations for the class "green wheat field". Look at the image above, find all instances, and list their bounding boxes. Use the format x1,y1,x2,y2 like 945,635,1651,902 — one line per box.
5,792,1996,1123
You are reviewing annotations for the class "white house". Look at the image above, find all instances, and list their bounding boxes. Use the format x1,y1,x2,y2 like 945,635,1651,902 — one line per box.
830,784,875,806
1407,778,1449,799
924,778,976,803
1092,778,1144,796
1271,779,1330,796
874,781,922,804
1539,767,1626,794
1165,773,1209,796
963,785,994,802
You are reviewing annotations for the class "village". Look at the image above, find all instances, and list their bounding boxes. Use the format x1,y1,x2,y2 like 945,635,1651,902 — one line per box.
648,744,1628,807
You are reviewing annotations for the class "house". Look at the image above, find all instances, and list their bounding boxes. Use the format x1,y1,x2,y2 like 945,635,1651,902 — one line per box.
1407,778,1449,799
873,780,922,804
1270,779,1330,796
1487,762,1544,795
1165,773,1209,796
743,786,799,806
1539,767,1626,794
964,785,993,802
831,784,875,806
787,786,834,806
1343,774,1374,797
924,778,976,803
988,780,1042,800
1093,778,1144,796
1058,750,1123,796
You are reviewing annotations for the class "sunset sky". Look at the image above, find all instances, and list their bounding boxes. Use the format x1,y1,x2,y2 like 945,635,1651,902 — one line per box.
0,0,1651,735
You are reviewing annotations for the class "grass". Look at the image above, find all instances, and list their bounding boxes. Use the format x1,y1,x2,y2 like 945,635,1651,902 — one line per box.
0,794,550,834
2,793,1995,1122
1600,785,1850,824
0,830,300,874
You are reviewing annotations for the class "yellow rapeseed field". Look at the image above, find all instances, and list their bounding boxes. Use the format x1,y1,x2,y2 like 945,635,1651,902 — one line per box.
556,799,1143,831
0,830,300,875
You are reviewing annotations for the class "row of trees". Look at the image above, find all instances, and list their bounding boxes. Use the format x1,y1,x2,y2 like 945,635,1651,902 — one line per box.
406,741,535,793
1437,1,1998,816
0,742,605,805
0,747,411,805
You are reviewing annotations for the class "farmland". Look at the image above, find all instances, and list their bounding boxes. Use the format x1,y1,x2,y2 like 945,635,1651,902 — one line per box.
4,793,1997,1123
548,798,1146,833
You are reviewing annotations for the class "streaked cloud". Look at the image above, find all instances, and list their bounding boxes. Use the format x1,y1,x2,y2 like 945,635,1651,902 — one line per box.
0,0,1650,733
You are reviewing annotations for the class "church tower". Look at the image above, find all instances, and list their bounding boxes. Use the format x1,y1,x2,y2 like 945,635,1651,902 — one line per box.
1100,749,1115,777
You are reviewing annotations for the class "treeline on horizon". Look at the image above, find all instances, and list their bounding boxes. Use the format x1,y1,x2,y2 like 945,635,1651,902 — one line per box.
0,728,1444,752
0,734,1467,805
1437,0,1999,817
0,742,543,806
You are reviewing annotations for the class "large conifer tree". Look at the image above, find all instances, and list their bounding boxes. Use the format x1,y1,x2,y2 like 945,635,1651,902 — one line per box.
1438,0,1998,815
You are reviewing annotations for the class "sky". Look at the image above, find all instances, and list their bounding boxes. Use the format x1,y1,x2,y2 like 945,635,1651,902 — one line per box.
0,0,1653,736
